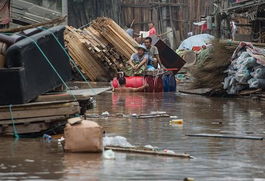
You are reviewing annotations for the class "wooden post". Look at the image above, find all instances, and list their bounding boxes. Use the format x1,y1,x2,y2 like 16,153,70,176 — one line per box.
216,12,221,39
62,0,68,25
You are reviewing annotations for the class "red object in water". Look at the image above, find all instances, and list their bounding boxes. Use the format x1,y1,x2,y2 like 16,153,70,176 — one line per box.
144,76,154,92
154,76,163,92
112,76,163,92
112,76,145,88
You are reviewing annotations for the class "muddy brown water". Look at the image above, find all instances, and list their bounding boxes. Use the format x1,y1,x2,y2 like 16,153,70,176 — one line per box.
0,92,265,181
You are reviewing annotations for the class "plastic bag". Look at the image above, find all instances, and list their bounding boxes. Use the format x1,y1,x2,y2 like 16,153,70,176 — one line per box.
252,67,265,79
248,78,258,88
248,78,265,89
223,76,231,89
235,69,251,83
243,57,257,68
238,51,250,60
103,136,134,148
227,84,247,94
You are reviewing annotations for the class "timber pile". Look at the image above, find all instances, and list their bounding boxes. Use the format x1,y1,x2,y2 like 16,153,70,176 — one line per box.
64,17,138,81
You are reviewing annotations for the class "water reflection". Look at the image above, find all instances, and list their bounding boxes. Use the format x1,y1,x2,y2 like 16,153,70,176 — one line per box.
0,92,265,180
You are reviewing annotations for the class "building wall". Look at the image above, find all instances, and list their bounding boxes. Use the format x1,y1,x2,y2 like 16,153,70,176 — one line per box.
67,0,214,49
13,0,214,49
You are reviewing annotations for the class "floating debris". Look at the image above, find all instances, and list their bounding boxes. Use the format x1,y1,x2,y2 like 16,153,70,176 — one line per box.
86,112,171,119
103,150,116,160
103,136,134,148
104,146,192,159
170,119,184,125
24,159,35,163
186,133,264,140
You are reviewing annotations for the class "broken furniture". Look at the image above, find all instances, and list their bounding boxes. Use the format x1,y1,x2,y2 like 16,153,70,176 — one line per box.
0,101,80,136
0,26,72,105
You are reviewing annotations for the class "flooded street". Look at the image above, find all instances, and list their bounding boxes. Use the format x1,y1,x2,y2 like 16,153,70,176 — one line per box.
1,92,265,181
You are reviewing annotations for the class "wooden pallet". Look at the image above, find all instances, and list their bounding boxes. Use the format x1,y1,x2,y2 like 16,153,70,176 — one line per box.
0,101,80,135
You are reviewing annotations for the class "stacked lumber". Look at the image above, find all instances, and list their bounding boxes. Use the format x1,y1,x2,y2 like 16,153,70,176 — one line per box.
64,17,138,81
0,101,80,135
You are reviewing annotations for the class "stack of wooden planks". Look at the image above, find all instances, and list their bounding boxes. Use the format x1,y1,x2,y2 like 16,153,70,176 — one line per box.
65,17,138,81
0,101,80,135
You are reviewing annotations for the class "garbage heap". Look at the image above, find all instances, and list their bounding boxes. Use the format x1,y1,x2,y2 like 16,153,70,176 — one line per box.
186,40,234,90
223,42,265,94
64,17,138,81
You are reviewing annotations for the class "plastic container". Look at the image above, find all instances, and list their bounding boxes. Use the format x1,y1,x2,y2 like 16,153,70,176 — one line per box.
112,76,163,92
163,74,177,92
170,119,184,125
112,76,144,88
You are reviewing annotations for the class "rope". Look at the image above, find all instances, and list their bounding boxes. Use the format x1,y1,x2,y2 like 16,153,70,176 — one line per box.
37,27,95,91
27,35,78,101
9,105,19,139
78,22,92,29
4,32,78,102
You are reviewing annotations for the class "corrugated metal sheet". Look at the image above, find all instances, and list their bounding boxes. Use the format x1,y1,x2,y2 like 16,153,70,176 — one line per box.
11,0,61,25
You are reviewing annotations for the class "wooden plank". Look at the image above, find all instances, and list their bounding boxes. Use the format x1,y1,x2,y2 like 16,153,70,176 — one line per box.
186,133,264,140
0,121,65,135
11,0,61,20
0,115,66,125
105,146,192,159
0,16,66,33
0,101,77,111
36,87,111,102
0,102,80,120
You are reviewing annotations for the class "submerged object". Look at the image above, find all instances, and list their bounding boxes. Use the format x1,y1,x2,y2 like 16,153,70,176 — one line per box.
64,120,103,153
103,149,115,159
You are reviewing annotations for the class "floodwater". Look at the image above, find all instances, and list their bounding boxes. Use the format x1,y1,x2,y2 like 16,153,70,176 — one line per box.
1,92,265,181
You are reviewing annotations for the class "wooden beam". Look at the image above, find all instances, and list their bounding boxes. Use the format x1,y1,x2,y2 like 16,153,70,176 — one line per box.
0,115,66,125
0,101,80,120
0,16,66,33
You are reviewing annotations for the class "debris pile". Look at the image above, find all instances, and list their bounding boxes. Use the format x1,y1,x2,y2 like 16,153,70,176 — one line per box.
188,40,234,90
223,42,265,94
64,17,138,81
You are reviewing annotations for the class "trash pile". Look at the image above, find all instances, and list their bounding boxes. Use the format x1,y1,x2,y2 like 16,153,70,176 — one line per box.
185,40,234,90
64,17,138,81
223,42,265,94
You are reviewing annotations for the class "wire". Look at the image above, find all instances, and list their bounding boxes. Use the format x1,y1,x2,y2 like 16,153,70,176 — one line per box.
4,32,78,102
37,27,95,91
9,105,19,139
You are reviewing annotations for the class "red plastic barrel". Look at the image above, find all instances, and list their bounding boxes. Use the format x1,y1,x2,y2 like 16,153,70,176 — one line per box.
112,76,145,88
112,76,164,92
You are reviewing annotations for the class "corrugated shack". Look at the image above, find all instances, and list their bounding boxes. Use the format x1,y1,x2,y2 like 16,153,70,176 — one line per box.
219,0,265,42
